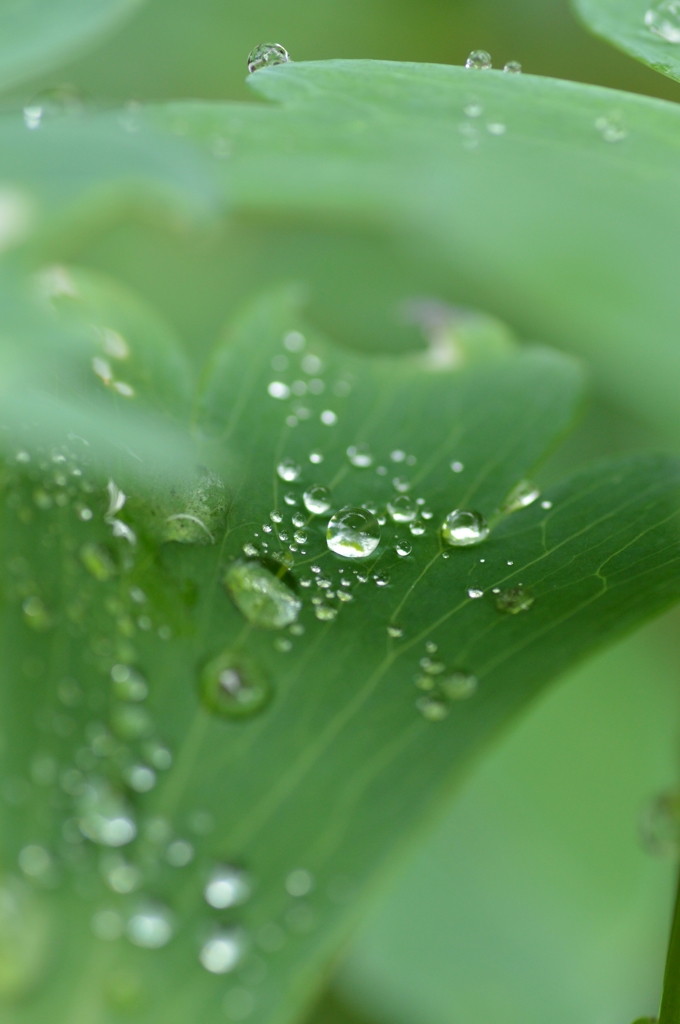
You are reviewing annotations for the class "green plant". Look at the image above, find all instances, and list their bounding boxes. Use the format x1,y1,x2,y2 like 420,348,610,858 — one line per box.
1,3,680,1024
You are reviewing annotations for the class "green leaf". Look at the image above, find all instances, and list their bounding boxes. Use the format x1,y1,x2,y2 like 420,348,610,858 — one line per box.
573,0,680,84
0,0,148,94
3,285,680,1024
659,880,680,1024
146,61,680,439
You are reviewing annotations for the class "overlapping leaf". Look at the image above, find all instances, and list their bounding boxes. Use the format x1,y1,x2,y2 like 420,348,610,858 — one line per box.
573,0,680,84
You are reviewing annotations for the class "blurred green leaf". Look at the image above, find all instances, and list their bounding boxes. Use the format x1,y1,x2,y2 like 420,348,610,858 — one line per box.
573,0,680,84
4,285,680,1024
0,0,148,94
145,60,680,440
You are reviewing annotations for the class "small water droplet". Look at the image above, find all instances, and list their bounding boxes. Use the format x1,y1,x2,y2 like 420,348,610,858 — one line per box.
373,573,390,587
441,509,489,546
286,869,314,896
166,839,194,866
464,102,483,117
243,542,259,557
268,381,290,400
111,664,148,702
320,410,337,426
487,122,506,135
640,790,680,857
224,560,301,629
277,458,300,483
205,866,251,909
200,651,271,719
284,492,297,506
468,588,484,599
425,641,438,654
416,696,450,721
247,42,290,72
409,521,426,536
541,500,553,510
645,0,680,41
504,60,522,73
501,480,541,513
347,444,373,468
309,451,323,465
387,625,404,638
595,112,628,143
123,765,156,793
77,780,136,847
302,484,331,514
23,85,82,130
314,605,338,621
387,495,416,523
450,460,465,473
441,672,478,700
466,50,492,70
201,930,247,973
420,657,446,675
283,330,305,352
395,540,412,557
495,586,534,614
327,507,380,558
126,905,173,949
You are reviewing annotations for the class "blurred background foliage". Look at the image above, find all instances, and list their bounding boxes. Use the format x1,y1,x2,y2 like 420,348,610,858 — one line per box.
6,1,680,1023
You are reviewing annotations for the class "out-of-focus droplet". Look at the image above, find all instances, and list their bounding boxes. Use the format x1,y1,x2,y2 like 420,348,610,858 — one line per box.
495,586,534,614
645,0,680,42
224,560,301,629
466,50,492,69
200,651,271,719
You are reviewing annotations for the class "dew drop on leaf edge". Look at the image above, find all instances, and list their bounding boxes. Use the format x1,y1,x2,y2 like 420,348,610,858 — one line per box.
466,50,492,70
247,43,290,73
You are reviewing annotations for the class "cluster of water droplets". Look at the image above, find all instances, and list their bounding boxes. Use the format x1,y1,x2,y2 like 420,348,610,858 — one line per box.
465,51,522,73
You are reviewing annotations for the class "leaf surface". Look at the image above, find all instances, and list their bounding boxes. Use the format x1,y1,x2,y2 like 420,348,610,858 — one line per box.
3,287,680,1024
0,0,147,93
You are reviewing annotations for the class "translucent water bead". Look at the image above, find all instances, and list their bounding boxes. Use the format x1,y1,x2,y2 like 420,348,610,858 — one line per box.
645,0,680,42
327,507,380,558
441,509,489,547
466,50,492,70
247,43,290,73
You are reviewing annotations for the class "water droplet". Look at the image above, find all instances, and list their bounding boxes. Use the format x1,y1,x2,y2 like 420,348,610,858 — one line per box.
268,381,290,400
200,930,247,973
320,410,337,426
301,484,330,515
425,641,438,654
123,765,156,793
314,605,338,621
126,905,173,949
441,672,478,700
487,122,506,135
293,530,307,545
205,866,251,909
269,510,283,525
200,651,271,719
395,540,412,557
80,542,116,581
495,586,534,614
22,596,52,631
504,60,522,73
442,509,489,547
286,869,314,896
466,50,492,69
283,330,305,351
373,573,390,587
104,857,142,894
416,696,449,721
77,780,136,847
326,507,380,558
224,560,301,629
387,495,416,523
595,114,627,143
501,480,541,513
155,471,226,545
166,839,194,866
247,42,290,72
387,625,404,638
640,790,680,857
309,451,323,464
464,102,483,117
111,664,148,702
347,444,373,468
541,500,553,510
23,85,82,130
277,458,300,483
110,705,153,741
450,460,465,473
409,521,426,536
467,588,484,599
420,657,445,675
645,0,680,41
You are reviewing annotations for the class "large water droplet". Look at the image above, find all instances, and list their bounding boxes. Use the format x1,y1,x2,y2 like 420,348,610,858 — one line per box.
326,507,380,558
224,560,301,629
645,0,680,41
387,496,416,523
395,540,412,557
441,509,489,546
205,866,251,908
495,586,534,614
501,480,540,513
200,651,271,719
248,43,290,72
277,458,300,483
200,930,247,973
126,905,173,949
503,60,522,73
466,50,492,69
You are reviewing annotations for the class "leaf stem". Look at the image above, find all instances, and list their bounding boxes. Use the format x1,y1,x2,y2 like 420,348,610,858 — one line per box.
659,870,680,1024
